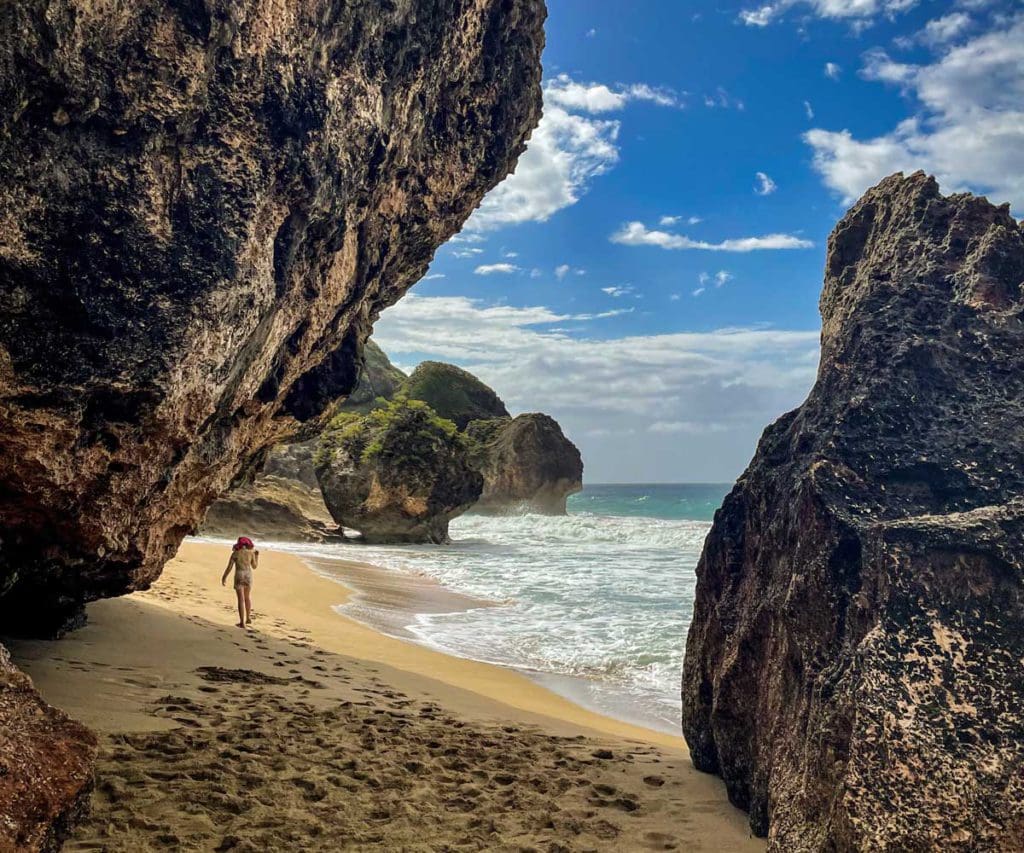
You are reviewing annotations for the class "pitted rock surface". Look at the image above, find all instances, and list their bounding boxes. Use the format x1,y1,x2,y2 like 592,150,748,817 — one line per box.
681,172,1024,850
0,0,545,633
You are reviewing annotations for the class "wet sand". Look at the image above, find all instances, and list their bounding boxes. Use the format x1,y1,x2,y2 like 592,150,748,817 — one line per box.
6,541,760,851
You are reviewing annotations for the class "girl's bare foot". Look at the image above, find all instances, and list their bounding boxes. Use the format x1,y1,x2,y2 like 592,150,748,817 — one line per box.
246,615,252,624
237,621,246,629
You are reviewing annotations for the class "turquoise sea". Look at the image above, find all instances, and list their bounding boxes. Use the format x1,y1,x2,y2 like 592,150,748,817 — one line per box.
255,483,733,734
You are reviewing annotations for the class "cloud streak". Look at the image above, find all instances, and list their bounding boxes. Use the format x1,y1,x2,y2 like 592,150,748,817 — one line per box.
466,74,680,231
611,222,813,252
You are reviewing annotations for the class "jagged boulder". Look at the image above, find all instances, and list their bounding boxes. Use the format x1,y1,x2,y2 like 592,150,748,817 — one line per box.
401,361,510,430
0,0,545,634
466,414,583,514
315,399,482,543
681,173,1024,850
0,645,96,852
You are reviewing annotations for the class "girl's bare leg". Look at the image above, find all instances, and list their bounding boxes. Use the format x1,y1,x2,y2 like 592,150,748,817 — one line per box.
235,588,245,628
243,587,253,624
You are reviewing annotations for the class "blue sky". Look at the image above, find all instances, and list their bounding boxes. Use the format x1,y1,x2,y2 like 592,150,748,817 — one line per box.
375,0,1024,483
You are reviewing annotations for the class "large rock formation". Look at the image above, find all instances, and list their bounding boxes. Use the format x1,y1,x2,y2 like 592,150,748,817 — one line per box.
467,414,583,514
337,339,408,415
200,437,339,541
202,342,407,540
199,474,337,542
0,0,545,634
315,399,482,543
401,361,509,430
0,645,96,852
681,173,1024,849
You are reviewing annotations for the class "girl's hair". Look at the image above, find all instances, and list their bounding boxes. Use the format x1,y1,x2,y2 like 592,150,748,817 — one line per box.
233,536,255,552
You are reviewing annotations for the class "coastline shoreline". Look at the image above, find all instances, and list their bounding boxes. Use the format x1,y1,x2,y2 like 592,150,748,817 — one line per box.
7,540,760,849
193,537,685,747
265,539,683,738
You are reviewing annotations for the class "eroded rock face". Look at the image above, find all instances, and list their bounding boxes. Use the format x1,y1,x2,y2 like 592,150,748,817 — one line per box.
315,399,482,543
200,474,338,542
467,414,583,514
0,645,97,852
681,173,1024,849
202,438,338,541
0,0,545,633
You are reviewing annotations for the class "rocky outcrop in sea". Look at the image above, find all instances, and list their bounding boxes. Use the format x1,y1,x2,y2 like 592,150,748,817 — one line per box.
467,414,583,515
315,399,483,544
681,172,1024,850
201,343,408,540
400,361,510,430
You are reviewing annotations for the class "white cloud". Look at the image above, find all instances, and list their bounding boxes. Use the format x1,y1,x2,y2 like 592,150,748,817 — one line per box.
740,0,918,27
466,72,689,231
688,215,703,225
467,105,619,230
715,270,733,287
543,74,683,113
586,27,597,37
555,264,571,280
703,87,744,110
474,263,520,275
503,251,519,258
825,62,842,80
755,171,778,195
372,295,820,480
452,247,484,257
692,287,706,297
601,285,636,298
920,12,972,46
670,293,682,301
423,273,445,280
804,100,815,119
611,221,813,252
449,232,486,244
659,215,681,226
805,16,1024,209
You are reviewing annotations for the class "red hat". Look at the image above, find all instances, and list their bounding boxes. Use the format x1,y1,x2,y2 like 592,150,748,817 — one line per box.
233,536,254,551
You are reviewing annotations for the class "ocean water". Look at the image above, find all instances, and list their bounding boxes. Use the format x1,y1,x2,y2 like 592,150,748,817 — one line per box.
260,483,731,734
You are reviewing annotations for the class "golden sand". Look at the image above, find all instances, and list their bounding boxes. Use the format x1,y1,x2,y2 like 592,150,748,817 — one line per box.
8,541,760,851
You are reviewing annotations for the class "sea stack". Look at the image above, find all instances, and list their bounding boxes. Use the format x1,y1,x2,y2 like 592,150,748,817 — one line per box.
0,0,545,634
315,399,483,543
466,414,583,514
681,172,1024,849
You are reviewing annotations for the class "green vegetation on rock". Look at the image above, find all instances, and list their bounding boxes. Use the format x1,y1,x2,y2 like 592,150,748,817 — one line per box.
400,362,509,430
314,396,482,544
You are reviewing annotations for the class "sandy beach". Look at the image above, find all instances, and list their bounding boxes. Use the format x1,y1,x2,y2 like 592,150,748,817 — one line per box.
7,541,760,851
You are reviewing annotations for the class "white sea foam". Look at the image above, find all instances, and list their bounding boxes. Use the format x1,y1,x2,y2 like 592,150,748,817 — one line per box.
218,504,714,734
